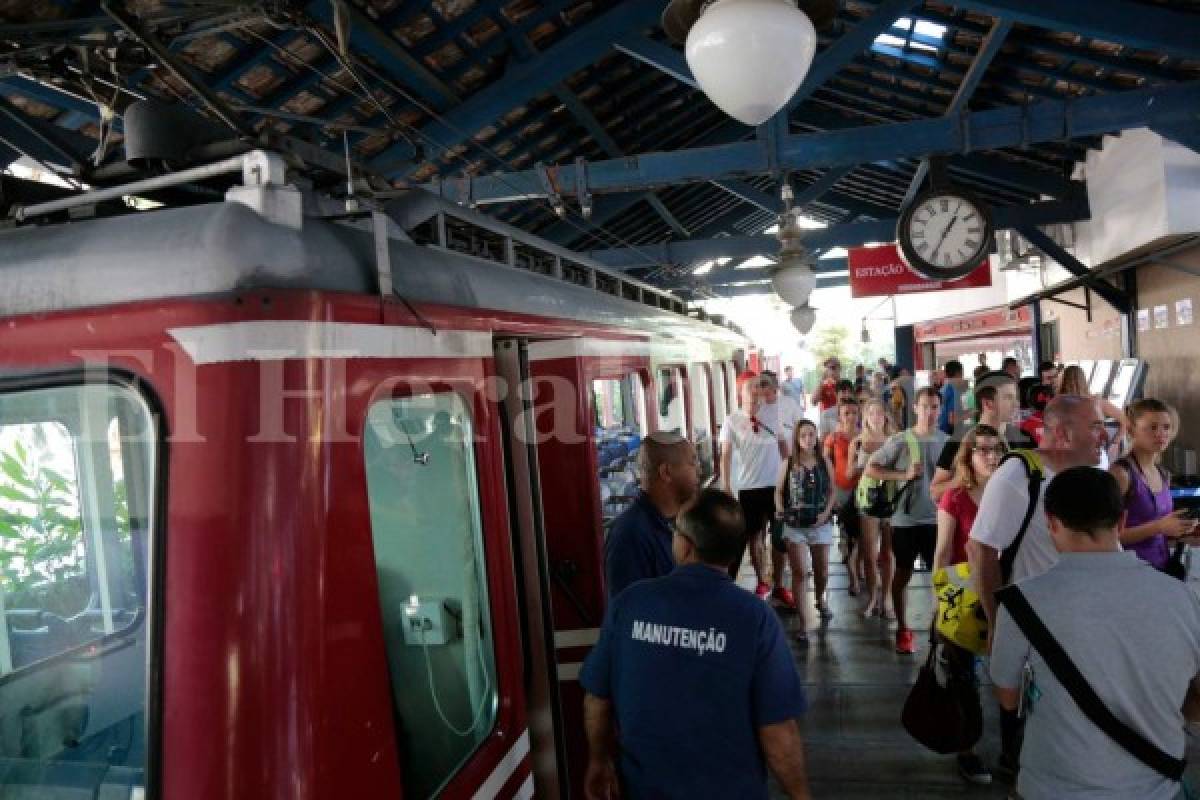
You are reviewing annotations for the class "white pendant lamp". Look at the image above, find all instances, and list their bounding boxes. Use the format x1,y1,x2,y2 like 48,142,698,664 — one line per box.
769,256,818,307
684,0,819,126
790,305,816,334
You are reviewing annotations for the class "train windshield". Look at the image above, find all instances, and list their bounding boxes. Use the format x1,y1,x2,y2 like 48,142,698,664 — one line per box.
363,392,498,798
0,382,156,798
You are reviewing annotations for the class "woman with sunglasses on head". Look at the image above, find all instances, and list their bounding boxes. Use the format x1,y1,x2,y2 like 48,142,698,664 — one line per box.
850,399,894,618
1110,398,1197,572
775,419,836,645
932,424,1007,786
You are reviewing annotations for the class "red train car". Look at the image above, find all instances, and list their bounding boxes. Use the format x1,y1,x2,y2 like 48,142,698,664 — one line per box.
0,153,745,799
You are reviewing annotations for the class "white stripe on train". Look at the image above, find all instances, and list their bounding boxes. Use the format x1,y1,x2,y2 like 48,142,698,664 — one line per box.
168,321,494,363
471,730,530,800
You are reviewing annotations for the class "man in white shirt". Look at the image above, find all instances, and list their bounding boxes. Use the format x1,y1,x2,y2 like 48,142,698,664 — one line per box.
966,394,1109,780
719,377,788,598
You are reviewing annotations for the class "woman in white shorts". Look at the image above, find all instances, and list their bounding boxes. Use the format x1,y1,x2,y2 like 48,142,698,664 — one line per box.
774,419,836,644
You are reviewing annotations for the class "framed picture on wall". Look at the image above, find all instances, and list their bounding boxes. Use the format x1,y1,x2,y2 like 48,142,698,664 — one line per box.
1154,305,1170,329
1137,309,1150,332
1177,298,1194,326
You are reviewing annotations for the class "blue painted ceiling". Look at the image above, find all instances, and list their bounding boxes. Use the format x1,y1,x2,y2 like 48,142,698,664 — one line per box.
2,0,1199,294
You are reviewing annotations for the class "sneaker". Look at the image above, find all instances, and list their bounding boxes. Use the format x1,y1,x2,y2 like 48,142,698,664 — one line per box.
816,603,834,619
793,630,809,646
895,628,916,654
772,587,797,608
956,753,992,785
755,582,771,599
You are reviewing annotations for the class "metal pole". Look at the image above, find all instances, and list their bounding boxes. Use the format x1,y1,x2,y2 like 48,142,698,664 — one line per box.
14,150,283,220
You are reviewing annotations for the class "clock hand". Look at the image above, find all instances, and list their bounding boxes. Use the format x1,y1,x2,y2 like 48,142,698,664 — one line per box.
932,214,960,262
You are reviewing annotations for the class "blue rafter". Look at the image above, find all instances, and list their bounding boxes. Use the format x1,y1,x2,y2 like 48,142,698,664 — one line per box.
590,197,1086,268
785,0,922,113
904,17,1013,204
424,80,1199,205
0,92,94,173
689,260,850,288
679,275,849,298
950,0,1200,61
369,2,663,176
606,30,1076,202
613,36,698,89
307,0,461,108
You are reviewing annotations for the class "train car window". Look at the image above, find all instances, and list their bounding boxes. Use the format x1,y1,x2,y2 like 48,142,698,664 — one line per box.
592,377,646,523
0,383,155,798
687,365,715,482
362,393,498,799
656,368,686,435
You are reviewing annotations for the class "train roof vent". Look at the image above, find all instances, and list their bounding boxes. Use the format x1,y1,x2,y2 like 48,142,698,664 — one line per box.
377,190,728,328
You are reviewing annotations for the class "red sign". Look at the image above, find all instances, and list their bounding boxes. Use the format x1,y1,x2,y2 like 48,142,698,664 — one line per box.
913,306,1033,343
848,244,992,299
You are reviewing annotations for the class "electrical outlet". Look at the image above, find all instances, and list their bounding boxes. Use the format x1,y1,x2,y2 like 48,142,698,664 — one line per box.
402,597,455,646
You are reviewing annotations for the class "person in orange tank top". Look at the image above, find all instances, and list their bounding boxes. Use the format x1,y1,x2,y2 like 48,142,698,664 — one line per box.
824,399,863,596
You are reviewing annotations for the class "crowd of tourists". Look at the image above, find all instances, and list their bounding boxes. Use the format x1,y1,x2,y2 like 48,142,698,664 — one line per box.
582,354,1200,800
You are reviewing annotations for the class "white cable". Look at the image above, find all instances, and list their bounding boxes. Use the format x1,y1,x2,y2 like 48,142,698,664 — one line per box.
418,613,492,738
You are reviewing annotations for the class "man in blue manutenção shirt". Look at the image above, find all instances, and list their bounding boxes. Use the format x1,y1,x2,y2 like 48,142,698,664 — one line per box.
604,431,701,598
582,489,811,799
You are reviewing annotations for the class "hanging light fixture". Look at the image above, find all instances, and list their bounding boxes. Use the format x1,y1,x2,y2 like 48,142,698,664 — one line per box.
664,0,826,126
768,183,818,307
790,305,816,335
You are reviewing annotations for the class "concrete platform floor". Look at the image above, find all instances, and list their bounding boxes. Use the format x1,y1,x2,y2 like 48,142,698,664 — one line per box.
738,555,1200,798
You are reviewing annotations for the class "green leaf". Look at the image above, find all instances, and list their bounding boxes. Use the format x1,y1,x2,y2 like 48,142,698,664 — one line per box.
0,454,34,490
0,485,34,504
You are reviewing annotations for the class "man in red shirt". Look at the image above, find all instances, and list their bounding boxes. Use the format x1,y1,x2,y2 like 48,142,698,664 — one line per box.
814,358,841,412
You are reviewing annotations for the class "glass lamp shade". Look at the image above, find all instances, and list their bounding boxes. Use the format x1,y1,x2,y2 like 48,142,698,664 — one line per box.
685,0,818,126
790,305,816,335
770,261,817,307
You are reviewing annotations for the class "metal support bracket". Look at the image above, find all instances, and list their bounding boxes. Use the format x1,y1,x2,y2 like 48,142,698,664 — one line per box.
1017,225,1130,314
535,162,566,217
371,210,394,300
575,156,592,219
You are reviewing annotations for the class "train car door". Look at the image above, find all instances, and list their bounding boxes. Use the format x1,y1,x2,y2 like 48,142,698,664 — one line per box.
516,338,650,797
493,338,568,799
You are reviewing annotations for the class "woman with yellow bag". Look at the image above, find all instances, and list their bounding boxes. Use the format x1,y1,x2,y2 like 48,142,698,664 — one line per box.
932,425,1007,785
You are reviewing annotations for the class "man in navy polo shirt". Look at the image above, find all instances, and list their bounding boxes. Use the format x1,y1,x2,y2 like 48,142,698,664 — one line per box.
604,431,700,598
582,489,811,799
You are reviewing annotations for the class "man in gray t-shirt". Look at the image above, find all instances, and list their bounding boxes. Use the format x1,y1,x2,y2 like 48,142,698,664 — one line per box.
865,387,947,654
992,468,1200,800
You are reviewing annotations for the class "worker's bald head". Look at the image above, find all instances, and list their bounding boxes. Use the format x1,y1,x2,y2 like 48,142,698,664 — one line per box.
1043,394,1106,466
638,431,701,504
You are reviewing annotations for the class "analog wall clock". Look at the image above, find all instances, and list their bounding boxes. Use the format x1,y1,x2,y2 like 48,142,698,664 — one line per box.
897,187,994,281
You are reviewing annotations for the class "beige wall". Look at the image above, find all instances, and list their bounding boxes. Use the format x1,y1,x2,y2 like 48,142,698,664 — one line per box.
1131,247,1200,457
1038,243,1200,458
1039,287,1124,362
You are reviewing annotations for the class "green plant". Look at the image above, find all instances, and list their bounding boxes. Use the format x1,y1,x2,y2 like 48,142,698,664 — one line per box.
0,431,89,616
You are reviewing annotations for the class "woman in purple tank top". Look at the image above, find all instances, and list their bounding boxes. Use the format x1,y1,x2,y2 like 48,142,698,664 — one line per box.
1110,399,1196,570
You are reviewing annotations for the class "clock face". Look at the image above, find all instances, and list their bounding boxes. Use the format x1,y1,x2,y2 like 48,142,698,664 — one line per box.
904,194,989,270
